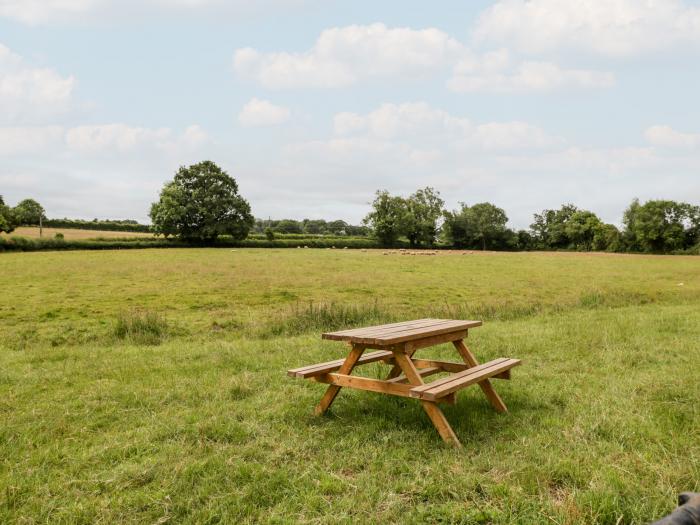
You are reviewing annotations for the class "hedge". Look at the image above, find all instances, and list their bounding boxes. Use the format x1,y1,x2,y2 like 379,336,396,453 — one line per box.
0,236,386,252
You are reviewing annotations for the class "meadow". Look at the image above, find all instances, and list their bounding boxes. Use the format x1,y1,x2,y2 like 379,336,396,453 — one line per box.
1,248,699,524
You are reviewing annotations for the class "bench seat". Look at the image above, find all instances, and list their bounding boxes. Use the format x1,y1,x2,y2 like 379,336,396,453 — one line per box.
287,350,392,378
409,358,521,401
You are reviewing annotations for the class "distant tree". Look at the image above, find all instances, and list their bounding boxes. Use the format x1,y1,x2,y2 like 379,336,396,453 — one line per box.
13,198,45,226
404,187,445,247
302,219,327,235
363,190,408,246
530,204,579,249
149,161,253,242
264,227,275,241
275,219,303,234
564,210,603,251
327,220,349,235
0,195,17,234
516,230,535,251
592,223,622,252
622,198,700,253
344,224,370,236
443,202,508,250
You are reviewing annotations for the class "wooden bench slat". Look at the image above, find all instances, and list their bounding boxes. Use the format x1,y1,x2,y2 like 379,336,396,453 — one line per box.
410,358,521,401
385,366,442,384
410,358,469,373
287,350,392,378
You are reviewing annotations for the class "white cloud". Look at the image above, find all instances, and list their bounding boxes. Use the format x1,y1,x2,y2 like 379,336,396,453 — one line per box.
645,125,700,148
238,98,290,127
332,102,561,151
0,123,208,156
0,43,75,122
234,23,465,88
473,0,700,57
0,126,64,155
234,23,614,94
448,50,615,93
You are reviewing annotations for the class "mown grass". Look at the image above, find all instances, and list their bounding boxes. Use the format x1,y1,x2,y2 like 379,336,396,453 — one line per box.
1,249,699,523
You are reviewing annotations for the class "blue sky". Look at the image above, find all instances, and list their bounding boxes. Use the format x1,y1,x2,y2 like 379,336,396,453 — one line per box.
1,0,699,228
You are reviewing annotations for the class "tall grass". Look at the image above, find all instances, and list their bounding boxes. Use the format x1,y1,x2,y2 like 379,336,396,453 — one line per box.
264,300,391,336
113,310,169,345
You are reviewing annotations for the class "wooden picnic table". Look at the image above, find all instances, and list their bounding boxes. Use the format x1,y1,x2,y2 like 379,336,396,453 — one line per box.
288,318,521,447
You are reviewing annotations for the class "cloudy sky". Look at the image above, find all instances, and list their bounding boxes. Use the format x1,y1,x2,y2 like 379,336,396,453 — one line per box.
1,0,699,227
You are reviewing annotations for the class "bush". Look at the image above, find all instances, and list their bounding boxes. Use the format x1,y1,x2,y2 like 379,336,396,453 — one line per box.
113,310,169,345
54,233,64,240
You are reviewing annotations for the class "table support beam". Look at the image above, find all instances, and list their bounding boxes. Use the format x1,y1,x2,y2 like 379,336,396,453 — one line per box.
392,349,462,447
452,339,507,413
314,343,364,415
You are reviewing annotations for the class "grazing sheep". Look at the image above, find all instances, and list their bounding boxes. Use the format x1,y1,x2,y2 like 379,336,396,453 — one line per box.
651,493,700,525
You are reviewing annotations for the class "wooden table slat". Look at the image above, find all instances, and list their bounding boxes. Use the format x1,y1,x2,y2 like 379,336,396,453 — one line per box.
333,319,455,341
323,318,481,345
324,318,444,338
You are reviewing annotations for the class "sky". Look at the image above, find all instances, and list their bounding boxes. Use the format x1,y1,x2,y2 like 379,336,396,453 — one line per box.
1,0,699,228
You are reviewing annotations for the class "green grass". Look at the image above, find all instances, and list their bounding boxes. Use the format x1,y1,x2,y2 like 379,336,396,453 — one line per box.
1,249,699,523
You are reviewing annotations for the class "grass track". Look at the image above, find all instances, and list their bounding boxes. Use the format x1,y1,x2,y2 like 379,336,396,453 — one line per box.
1,249,699,523
1,227,154,240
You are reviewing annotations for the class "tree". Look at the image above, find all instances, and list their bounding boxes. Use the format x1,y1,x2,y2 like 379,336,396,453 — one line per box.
592,223,621,252
13,198,45,226
275,219,303,234
622,199,700,253
404,187,445,247
302,219,327,235
443,202,508,250
0,195,17,234
530,204,579,249
564,210,603,251
327,220,349,235
363,190,408,246
150,161,254,242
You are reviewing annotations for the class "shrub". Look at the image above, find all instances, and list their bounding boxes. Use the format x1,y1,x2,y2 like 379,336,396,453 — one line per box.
113,310,169,345
54,233,64,240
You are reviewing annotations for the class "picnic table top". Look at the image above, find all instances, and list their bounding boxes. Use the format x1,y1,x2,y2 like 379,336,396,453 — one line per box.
322,318,481,346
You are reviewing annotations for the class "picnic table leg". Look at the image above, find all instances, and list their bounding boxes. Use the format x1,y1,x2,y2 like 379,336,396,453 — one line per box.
314,343,365,416
452,339,507,413
392,350,461,448
384,346,417,380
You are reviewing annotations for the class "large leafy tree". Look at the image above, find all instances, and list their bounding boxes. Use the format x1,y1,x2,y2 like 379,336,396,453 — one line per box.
530,204,579,249
13,198,45,226
150,161,254,242
564,210,603,251
0,195,17,234
363,190,409,246
404,187,444,247
622,198,700,253
443,202,509,250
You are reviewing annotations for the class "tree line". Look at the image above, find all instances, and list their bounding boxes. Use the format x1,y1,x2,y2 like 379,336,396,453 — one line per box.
252,219,368,237
363,188,700,254
3,160,699,254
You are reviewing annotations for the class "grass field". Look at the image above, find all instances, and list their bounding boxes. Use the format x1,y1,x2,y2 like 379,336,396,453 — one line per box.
1,249,699,523
0,227,154,240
